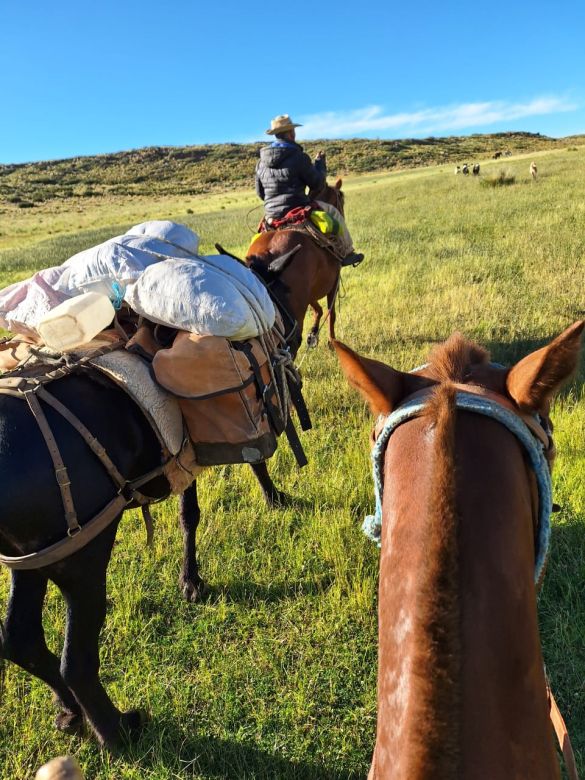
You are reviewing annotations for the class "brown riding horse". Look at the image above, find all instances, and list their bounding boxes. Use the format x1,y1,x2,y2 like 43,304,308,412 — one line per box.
335,321,584,779
246,179,345,347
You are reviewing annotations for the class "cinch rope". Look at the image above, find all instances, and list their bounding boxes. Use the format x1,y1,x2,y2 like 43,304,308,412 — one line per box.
364,391,552,586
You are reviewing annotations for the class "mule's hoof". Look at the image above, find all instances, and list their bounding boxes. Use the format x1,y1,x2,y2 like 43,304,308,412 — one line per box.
264,490,292,509
55,709,84,735
181,578,207,603
121,708,146,736
96,709,146,751
306,332,318,348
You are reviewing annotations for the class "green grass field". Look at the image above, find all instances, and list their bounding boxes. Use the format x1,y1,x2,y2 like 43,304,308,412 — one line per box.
1,145,584,779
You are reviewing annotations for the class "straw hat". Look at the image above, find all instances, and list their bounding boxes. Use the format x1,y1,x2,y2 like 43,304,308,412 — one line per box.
35,756,84,780
265,114,302,135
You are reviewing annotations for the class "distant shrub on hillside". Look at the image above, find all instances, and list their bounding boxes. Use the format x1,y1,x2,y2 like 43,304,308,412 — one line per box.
480,169,516,188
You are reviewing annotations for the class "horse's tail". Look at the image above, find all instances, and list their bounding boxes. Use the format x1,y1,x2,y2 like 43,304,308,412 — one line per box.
413,383,461,777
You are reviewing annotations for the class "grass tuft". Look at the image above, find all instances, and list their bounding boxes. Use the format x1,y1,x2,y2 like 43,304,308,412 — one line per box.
480,169,516,187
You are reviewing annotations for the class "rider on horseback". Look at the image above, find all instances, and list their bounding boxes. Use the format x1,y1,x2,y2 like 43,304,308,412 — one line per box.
255,114,364,267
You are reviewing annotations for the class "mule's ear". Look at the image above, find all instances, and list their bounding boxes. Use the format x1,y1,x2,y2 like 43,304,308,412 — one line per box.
507,321,584,413
267,244,301,274
333,340,430,416
335,178,343,190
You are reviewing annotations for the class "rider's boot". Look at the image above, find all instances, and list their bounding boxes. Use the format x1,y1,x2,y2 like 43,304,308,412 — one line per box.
341,251,365,268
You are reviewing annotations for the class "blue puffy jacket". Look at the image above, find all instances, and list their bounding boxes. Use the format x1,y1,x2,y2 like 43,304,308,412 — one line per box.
255,141,327,219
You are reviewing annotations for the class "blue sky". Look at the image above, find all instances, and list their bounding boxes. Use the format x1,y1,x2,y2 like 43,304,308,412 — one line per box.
1,0,584,164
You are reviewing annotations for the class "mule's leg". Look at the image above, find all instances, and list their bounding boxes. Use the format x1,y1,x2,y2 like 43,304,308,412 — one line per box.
179,483,205,602
2,570,83,733
307,301,323,347
250,461,290,508
55,524,141,749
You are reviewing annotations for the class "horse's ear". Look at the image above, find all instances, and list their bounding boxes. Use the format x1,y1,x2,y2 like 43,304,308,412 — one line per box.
507,321,584,413
335,178,343,190
333,340,430,416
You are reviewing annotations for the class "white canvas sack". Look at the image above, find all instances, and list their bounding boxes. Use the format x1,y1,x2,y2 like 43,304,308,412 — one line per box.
60,221,201,298
0,266,71,338
124,255,276,340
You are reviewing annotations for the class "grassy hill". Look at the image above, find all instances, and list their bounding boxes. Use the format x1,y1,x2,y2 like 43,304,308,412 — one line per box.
1,131,583,206
1,144,585,779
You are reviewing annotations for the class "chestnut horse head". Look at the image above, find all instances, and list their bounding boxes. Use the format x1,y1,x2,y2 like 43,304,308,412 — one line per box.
310,177,345,216
247,179,345,350
335,321,584,780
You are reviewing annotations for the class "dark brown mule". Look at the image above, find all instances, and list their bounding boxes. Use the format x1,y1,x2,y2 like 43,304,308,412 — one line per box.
335,321,584,780
246,179,345,347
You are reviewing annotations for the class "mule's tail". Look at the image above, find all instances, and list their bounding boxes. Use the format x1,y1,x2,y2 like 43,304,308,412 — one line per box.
413,383,461,778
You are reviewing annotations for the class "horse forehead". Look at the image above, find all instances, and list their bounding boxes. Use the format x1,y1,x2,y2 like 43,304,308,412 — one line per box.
414,363,508,394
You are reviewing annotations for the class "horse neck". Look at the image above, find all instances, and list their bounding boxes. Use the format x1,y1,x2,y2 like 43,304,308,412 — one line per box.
314,185,344,216
373,388,559,780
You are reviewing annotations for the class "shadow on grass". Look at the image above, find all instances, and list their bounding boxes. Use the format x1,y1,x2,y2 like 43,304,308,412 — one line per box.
202,576,335,606
538,518,585,774
127,728,365,779
484,335,585,396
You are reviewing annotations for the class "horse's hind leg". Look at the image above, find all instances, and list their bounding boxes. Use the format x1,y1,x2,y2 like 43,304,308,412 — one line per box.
307,301,323,347
54,524,141,748
179,483,205,602
1,570,83,733
326,278,339,346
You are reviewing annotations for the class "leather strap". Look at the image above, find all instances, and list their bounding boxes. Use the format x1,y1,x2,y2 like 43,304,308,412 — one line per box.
0,495,127,570
36,387,128,491
24,388,80,535
283,415,308,467
287,372,312,431
548,684,580,780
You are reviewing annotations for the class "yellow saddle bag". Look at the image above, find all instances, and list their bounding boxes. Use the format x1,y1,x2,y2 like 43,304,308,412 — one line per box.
309,209,340,236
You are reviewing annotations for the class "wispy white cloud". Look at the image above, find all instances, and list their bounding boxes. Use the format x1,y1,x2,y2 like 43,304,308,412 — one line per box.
295,96,578,139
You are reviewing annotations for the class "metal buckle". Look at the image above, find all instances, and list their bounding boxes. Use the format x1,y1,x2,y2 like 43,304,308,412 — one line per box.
118,483,135,502
55,467,71,488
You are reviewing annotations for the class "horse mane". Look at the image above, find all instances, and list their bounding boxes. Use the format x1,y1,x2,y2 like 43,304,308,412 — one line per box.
405,334,488,775
427,332,490,382
409,383,461,777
